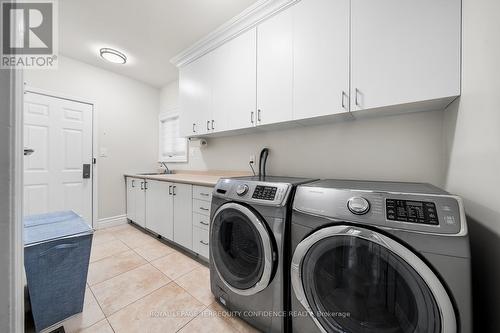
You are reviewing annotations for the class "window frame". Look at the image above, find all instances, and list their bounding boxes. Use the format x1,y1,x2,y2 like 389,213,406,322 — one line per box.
158,110,188,163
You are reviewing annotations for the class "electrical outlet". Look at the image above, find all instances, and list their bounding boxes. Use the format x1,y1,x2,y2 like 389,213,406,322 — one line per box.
249,155,255,164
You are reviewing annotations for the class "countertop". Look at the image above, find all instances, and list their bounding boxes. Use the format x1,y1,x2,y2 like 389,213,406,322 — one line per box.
124,170,251,187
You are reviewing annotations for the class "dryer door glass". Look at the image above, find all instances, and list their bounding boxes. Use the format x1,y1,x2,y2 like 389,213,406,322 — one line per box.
211,204,274,294
301,235,441,333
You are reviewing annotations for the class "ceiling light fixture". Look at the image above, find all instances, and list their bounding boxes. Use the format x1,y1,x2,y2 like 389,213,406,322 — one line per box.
99,48,127,64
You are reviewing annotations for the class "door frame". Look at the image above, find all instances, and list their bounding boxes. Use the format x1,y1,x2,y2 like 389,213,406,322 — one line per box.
23,86,99,228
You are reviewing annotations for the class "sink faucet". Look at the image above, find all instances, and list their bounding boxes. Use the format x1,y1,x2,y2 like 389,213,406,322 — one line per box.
160,162,172,174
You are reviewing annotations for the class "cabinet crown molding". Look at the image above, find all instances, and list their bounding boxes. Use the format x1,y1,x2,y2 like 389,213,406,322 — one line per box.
170,0,298,68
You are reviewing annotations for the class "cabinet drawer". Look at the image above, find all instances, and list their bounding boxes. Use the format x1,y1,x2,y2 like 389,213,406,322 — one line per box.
193,186,213,202
193,226,209,259
192,213,210,231
193,199,211,216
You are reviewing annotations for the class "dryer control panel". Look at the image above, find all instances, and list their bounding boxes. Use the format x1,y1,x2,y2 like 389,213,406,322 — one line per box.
293,185,465,235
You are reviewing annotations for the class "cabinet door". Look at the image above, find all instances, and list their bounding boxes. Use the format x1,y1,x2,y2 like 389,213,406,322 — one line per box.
134,179,146,228
293,0,350,119
179,55,212,136
215,28,257,131
126,177,137,222
350,0,461,111
173,183,193,250
211,42,231,133
257,8,293,125
145,181,174,240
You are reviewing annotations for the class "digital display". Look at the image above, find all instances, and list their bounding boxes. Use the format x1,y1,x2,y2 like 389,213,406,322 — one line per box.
386,199,438,225
252,186,277,201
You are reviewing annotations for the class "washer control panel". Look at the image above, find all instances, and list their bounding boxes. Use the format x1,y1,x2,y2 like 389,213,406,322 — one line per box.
214,179,292,207
386,199,438,225
252,186,278,201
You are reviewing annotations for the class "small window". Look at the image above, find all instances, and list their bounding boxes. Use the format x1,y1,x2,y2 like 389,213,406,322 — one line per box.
159,111,187,162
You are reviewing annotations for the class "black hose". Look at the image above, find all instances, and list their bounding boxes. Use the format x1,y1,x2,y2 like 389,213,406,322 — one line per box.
259,148,269,180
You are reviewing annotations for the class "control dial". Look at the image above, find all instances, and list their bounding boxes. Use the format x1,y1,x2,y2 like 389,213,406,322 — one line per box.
236,184,249,196
347,197,370,215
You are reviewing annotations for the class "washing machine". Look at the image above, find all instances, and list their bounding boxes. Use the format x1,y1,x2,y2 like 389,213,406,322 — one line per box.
210,176,316,333
289,180,471,333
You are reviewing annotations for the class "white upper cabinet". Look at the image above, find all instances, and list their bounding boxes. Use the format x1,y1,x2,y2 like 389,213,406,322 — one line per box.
212,28,257,132
180,28,257,136
350,0,461,111
256,9,293,125
179,54,212,137
293,0,350,120
175,0,461,136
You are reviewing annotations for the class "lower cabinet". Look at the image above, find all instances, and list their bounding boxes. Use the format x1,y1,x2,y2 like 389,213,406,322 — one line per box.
126,177,146,228
192,226,209,259
191,185,213,259
126,178,212,257
172,183,193,250
145,180,174,241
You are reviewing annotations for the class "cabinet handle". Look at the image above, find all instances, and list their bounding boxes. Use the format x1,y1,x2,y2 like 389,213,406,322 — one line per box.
257,109,261,122
200,207,209,211
355,88,361,107
140,182,144,190
211,120,215,130
173,186,176,196
192,123,196,133
251,111,254,124
131,180,135,188
169,185,172,195
144,181,148,190
200,240,209,246
206,120,210,131
342,91,348,110
200,221,209,226
200,193,209,197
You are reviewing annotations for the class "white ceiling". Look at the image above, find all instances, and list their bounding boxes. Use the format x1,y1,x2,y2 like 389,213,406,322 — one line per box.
60,0,258,87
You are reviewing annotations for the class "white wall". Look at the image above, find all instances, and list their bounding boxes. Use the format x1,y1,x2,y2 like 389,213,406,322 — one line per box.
444,0,500,235
161,80,447,186
25,56,160,221
444,0,500,330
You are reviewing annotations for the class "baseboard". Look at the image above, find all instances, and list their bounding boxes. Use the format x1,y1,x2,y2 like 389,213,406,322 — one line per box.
96,214,128,229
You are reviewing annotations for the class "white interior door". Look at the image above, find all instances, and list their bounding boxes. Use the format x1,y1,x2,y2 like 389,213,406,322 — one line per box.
23,92,93,224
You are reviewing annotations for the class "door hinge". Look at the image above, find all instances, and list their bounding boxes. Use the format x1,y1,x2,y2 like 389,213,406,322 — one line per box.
92,158,97,165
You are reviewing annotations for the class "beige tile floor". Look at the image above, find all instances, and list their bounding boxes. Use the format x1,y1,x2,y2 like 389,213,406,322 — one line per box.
36,223,259,333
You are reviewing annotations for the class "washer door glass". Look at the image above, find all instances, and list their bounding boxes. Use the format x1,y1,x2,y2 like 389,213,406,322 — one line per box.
211,205,269,291
301,235,441,333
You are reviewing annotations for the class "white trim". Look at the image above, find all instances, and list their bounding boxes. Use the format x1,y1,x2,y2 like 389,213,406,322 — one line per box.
96,214,128,230
12,69,25,333
23,86,99,229
170,0,299,67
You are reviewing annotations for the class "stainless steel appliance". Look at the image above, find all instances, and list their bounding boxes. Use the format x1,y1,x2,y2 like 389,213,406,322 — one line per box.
289,180,471,333
210,176,316,333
